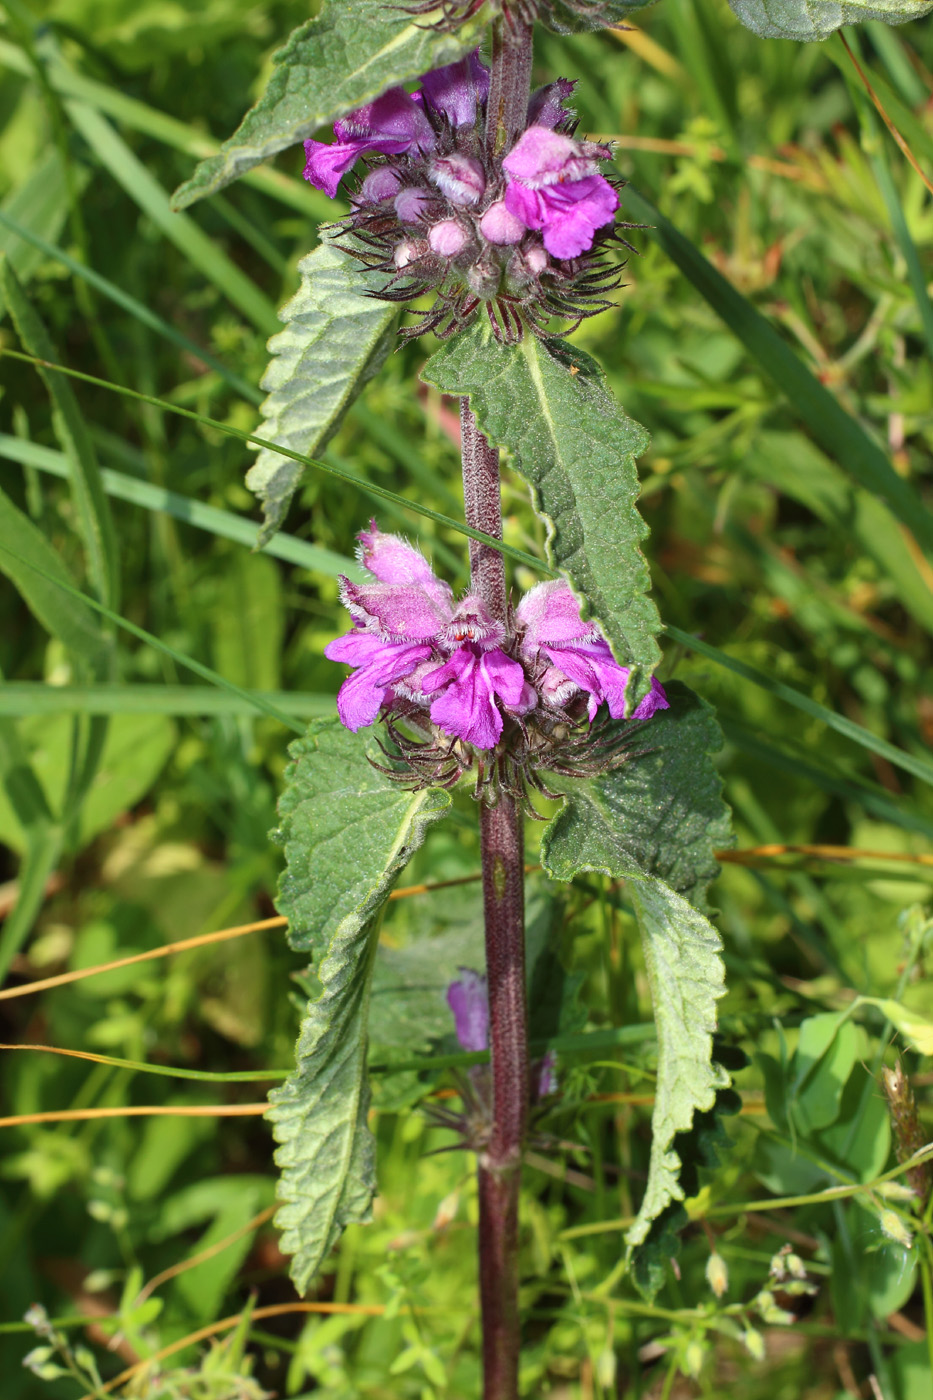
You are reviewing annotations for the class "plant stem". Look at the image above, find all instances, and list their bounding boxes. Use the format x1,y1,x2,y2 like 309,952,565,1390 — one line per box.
486,15,534,156
460,398,529,1400
477,793,528,1400
459,399,508,622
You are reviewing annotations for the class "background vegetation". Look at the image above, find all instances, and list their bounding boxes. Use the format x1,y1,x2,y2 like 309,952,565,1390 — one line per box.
0,0,932,1395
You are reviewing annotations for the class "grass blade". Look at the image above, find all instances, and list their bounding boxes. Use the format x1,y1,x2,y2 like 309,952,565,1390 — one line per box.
64,99,280,336
0,684,334,719
0,434,360,581
667,624,933,787
0,348,552,575
619,183,933,557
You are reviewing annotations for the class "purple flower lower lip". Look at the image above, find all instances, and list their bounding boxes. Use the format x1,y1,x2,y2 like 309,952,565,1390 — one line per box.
421,645,527,750
505,175,618,259
324,632,432,731
303,88,435,197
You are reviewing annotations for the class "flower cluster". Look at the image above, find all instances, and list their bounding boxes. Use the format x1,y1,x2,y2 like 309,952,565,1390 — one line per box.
324,524,667,804
303,54,630,341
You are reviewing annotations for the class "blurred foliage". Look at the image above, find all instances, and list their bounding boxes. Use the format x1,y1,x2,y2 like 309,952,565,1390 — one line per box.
0,0,932,1395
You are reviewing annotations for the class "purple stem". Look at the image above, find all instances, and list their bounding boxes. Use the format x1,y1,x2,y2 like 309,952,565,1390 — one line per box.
461,396,529,1400
486,14,534,157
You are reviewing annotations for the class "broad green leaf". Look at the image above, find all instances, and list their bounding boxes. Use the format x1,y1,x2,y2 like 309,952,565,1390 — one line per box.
545,0,658,29
421,324,661,693
0,259,118,613
540,687,731,1252
618,184,933,559
246,243,397,543
625,878,729,1247
171,0,484,210
541,683,732,913
267,719,451,1292
0,484,108,669
728,0,933,41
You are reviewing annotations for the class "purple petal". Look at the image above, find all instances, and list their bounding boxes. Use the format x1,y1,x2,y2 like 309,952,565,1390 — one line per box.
479,199,527,246
527,78,576,130
420,52,490,128
446,968,489,1053
516,580,599,651
341,577,453,640
502,126,599,187
357,524,445,587
421,648,500,749
536,1050,558,1097
540,638,629,718
326,635,433,731
482,647,527,708
303,139,369,198
631,675,670,720
536,177,619,259
429,153,485,206
336,88,435,149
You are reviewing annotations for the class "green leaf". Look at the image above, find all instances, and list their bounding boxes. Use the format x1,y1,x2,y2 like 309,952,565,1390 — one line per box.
421,324,661,694
0,259,118,613
544,0,659,30
728,0,933,41
267,718,451,1292
0,151,78,312
625,878,730,1247
246,242,397,543
540,687,731,1253
0,483,108,669
618,184,933,559
171,0,484,210
541,683,732,913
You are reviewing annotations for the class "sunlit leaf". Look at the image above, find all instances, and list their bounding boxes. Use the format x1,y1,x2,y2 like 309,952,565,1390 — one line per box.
267,719,450,1292
729,0,933,41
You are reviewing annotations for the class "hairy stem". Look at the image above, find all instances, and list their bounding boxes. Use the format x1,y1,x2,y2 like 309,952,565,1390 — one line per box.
460,399,508,623
486,15,534,156
477,793,527,1400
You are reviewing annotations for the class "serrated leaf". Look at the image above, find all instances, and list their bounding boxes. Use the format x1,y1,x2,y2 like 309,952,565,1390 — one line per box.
625,878,729,1247
544,0,658,30
267,718,450,1292
541,682,732,912
728,0,933,40
171,0,483,209
246,242,397,543
540,686,732,1257
421,324,661,695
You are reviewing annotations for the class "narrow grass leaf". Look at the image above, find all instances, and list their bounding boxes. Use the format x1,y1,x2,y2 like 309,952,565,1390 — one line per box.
171,0,486,208
0,348,551,574
0,434,359,580
619,183,933,557
0,151,74,312
667,625,933,787
0,259,118,612
0,536,305,733
422,323,661,694
247,242,397,542
0,684,334,718
268,718,451,1292
64,100,280,335
0,208,263,405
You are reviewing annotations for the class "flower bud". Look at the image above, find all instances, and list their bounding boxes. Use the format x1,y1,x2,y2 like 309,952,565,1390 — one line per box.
429,153,486,206
479,199,526,246
705,1251,729,1298
879,1209,913,1248
395,186,433,223
358,167,402,204
429,219,470,257
394,238,427,269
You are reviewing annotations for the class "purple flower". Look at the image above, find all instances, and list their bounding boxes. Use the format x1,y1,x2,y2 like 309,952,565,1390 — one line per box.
447,968,488,1052
516,581,669,721
428,153,486,206
419,53,490,128
537,1050,558,1098
303,88,435,198
421,643,527,749
527,78,577,131
323,631,432,731
502,127,618,259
